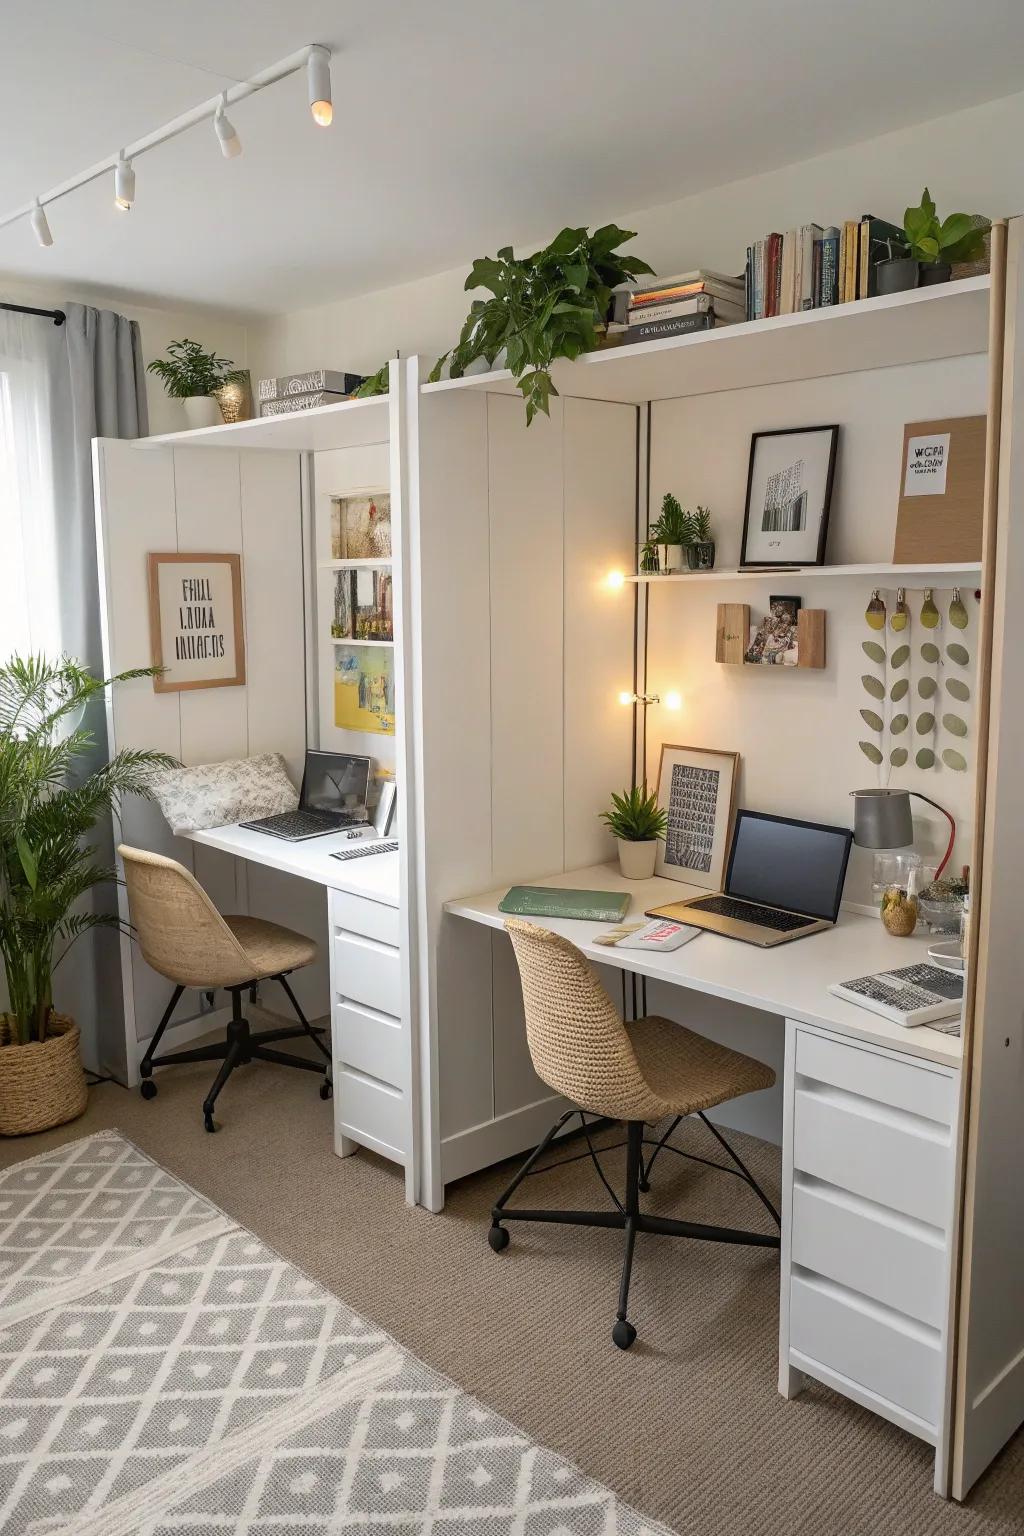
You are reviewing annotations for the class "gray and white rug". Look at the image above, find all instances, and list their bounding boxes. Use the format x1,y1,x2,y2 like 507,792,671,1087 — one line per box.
0,1132,670,1536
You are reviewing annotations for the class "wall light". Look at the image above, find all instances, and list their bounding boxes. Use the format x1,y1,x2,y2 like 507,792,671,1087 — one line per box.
307,44,333,125
114,155,135,212
214,94,242,159
30,199,53,248
619,691,661,707
664,690,683,710
605,569,626,591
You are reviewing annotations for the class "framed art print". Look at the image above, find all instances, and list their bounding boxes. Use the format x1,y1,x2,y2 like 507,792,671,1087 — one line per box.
740,425,839,568
147,552,246,693
655,744,740,889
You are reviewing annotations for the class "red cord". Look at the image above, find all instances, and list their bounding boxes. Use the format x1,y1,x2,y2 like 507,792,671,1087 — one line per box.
912,793,956,880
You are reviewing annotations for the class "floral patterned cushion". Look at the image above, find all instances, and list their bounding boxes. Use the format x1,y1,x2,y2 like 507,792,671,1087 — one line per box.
148,753,299,835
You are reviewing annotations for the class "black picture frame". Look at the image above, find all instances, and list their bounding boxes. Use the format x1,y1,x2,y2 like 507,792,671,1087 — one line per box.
739,425,839,569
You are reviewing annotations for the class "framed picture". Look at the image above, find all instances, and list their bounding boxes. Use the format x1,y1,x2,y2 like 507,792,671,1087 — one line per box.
330,567,393,641
740,425,839,568
147,552,245,693
330,490,392,560
655,744,740,889
334,644,395,736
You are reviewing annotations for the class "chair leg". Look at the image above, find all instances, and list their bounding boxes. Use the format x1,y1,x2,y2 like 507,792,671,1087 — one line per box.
697,1112,781,1228
613,1121,644,1350
139,985,184,1096
201,1038,246,1133
488,1110,579,1250
276,973,331,1063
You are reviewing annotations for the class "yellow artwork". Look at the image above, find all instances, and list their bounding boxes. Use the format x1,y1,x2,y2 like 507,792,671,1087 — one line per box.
334,645,395,736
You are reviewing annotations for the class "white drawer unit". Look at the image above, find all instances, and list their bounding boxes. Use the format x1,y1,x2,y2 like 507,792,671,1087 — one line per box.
780,1020,961,1479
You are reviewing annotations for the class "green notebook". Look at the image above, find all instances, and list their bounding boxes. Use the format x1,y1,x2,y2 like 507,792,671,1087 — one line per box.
498,886,631,923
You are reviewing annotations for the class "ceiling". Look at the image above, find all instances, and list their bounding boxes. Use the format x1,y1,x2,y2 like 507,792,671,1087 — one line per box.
1,0,1023,318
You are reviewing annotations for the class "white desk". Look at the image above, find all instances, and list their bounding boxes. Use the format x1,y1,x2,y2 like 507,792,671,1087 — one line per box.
447,861,962,1486
186,822,400,906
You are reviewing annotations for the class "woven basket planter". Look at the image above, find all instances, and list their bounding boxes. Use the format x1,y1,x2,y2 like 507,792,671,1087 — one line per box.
0,1013,88,1136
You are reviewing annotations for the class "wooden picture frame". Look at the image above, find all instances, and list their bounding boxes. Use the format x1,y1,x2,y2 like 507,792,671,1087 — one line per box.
892,414,986,563
740,424,839,568
147,552,246,693
654,743,740,889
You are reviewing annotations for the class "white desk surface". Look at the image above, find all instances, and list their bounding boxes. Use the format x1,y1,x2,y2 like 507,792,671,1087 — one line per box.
446,862,962,1069
185,823,400,906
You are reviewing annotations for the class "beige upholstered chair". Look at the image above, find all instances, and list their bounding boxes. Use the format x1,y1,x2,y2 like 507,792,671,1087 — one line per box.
120,846,330,1132
492,918,780,1348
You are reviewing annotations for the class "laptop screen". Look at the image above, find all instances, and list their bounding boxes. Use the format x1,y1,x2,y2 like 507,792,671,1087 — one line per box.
725,810,853,923
301,751,371,814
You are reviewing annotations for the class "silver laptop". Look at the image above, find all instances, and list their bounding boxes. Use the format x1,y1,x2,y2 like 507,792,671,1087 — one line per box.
647,809,854,948
240,750,371,841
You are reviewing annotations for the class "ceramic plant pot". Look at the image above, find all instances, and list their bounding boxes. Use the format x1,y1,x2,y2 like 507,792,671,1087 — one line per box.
685,541,716,571
659,543,685,574
876,258,919,296
183,395,223,429
918,261,952,287
0,1013,88,1136
618,839,658,880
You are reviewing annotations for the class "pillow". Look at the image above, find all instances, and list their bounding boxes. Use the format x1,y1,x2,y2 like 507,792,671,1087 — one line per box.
148,753,299,835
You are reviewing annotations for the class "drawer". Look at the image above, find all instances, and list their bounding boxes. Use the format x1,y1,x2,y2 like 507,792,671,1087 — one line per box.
793,1085,952,1230
791,1176,947,1330
335,1067,406,1159
331,888,401,948
333,999,405,1089
334,930,401,1017
795,1029,955,1127
790,1271,942,1428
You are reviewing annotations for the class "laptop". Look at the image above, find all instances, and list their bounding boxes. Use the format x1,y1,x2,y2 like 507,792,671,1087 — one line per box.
647,809,853,948
240,749,371,841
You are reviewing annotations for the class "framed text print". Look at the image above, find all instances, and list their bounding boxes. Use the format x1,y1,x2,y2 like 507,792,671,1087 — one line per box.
147,552,246,693
740,425,839,568
654,744,740,889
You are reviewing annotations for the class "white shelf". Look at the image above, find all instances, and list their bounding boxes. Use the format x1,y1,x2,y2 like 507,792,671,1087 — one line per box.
331,636,394,647
318,558,393,570
421,277,990,406
136,393,390,453
628,561,983,584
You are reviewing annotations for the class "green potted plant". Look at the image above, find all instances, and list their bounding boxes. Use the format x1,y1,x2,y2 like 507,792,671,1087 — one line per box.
147,339,237,429
649,492,689,573
0,656,173,1135
639,540,660,574
600,784,668,880
876,190,991,296
429,224,653,424
684,505,716,571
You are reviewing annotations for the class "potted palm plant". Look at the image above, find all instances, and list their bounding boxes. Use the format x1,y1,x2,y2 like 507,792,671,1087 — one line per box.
649,492,689,573
0,656,173,1135
147,338,236,429
600,784,668,880
683,505,716,570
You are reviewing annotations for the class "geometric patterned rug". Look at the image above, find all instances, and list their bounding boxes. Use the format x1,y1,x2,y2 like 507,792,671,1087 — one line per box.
0,1132,673,1536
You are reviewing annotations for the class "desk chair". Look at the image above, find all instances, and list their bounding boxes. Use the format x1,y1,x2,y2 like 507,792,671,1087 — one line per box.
119,846,331,1133
492,918,781,1349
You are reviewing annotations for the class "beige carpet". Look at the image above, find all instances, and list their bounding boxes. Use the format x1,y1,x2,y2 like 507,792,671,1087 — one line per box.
2,1039,1021,1536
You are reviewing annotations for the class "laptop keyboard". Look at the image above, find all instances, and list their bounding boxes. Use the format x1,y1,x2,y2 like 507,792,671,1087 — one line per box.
689,895,811,932
242,809,359,838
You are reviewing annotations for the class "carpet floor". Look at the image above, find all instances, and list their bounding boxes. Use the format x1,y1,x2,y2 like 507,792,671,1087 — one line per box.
2,1042,1022,1536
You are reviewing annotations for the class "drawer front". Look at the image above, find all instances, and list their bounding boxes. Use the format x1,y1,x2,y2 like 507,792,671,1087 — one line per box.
793,1086,952,1230
791,1177,947,1330
333,999,405,1089
795,1028,954,1127
331,888,401,948
336,1067,406,1159
790,1272,941,1427
334,931,401,1017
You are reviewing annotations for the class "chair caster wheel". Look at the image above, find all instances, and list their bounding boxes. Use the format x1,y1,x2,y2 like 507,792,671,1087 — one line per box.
488,1224,509,1253
319,1081,332,1100
140,1079,157,1100
612,1319,637,1351
204,1112,216,1133
637,1178,650,1193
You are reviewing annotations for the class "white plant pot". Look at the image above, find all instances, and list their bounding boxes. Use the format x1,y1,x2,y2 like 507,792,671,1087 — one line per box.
659,543,685,573
183,395,223,429
617,839,658,880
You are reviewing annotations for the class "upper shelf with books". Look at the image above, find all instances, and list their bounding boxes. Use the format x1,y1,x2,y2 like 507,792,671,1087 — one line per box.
420,276,990,408
138,392,390,453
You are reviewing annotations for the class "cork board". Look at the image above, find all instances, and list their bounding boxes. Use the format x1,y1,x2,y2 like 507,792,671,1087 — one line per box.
892,415,985,563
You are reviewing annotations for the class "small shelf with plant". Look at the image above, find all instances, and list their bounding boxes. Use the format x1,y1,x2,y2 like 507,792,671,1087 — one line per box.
600,784,668,881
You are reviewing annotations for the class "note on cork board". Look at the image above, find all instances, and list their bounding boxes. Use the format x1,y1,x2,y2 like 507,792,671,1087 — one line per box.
892,415,985,563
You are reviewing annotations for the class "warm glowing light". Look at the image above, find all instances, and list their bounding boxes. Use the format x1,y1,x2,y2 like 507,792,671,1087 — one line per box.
311,99,333,126
664,690,682,710
618,691,634,707
605,569,626,591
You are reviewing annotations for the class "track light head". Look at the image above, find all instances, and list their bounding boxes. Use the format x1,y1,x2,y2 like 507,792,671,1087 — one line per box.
307,44,332,126
30,198,53,248
114,155,135,212
214,95,242,158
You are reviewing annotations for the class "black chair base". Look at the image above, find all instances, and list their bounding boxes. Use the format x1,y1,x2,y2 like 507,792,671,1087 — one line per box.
139,974,331,1132
488,1111,781,1349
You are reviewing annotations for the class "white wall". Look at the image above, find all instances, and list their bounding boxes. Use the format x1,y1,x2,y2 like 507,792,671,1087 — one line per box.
250,89,1024,384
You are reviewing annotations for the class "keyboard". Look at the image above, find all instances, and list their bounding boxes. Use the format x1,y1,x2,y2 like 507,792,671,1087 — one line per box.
240,808,362,840
330,840,398,862
688,895,811,932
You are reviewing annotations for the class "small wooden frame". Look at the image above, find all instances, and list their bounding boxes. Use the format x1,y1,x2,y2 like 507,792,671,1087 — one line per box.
715,602,826,669
893,414,985,563
148,551,246,693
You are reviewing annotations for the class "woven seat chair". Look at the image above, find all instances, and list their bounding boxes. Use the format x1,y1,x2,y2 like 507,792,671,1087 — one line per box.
120,846,330,1133
491,918,781,1349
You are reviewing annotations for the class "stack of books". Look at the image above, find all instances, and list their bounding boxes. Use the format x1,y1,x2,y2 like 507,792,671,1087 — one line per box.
615,271,746,341
745,215,904,320
258,369,365,417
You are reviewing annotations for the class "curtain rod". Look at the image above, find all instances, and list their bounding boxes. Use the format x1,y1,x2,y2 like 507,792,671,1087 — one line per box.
1,301,66,326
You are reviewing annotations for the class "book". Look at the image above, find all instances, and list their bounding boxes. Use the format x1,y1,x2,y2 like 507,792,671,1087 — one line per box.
497,886,631,922
779,229,798,315
258,369,364,401
631,269,744,298
858,214,906,299
800,223,823,310
767,232,784,317
627,294,745,326
829,963,963,1028
260,391,350,417
839,220,859,302
614,918,701,953
816,227,840,306
627,314,717,342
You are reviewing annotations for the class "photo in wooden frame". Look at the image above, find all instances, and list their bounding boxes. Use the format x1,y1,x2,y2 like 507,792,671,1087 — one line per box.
654,743,740,889
740,425,839,568
147,552,245,693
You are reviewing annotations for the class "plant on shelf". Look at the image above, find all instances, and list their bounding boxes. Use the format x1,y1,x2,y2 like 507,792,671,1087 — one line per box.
639,540,660,574
354,364,389,398
0,656,175,1134
683,504,716,571
600,784,668,881
147,339,236,428
876,189,990,295
428,224,654,424
648,492,689,572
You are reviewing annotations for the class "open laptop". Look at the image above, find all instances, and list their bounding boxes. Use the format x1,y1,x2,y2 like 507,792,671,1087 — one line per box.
647,809,853,947
240,749,371,841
